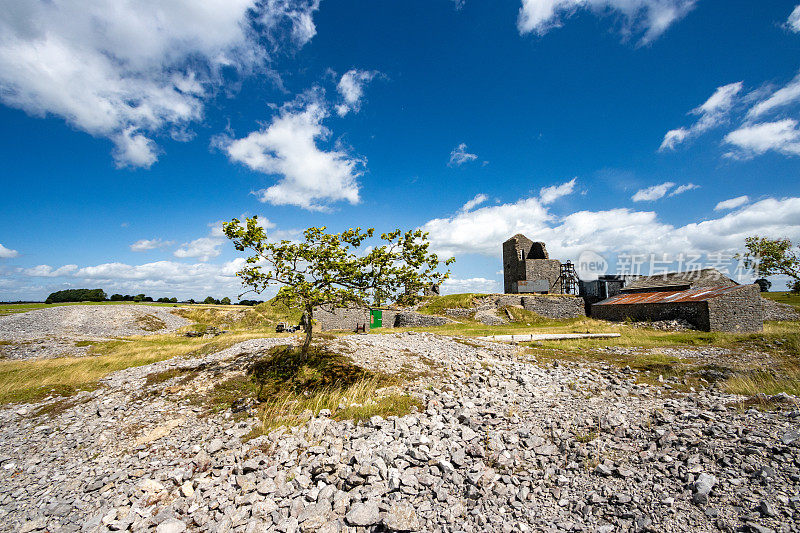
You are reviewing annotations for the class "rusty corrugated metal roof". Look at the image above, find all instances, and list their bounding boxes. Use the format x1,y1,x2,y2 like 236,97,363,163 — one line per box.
595,285,746,305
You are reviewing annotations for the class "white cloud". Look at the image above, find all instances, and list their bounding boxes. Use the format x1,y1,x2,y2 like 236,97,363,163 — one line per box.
539,178,576,204
461,194,489,213
66,258,253,299
174,237,224,262
788,5,800,33
441,277,500,295
517,0,696,44
723,119,800,158
130,238,174,252
660,82,743,150
448,143,478,167
747,71,800,119
452,0,467,10
23,264,78,277
421,194,800,261
714,195,749,211
221,96,363,210
335,69,377,116
0,243,18,258
668,182,699,196
0,0,320,167
632,181,675,202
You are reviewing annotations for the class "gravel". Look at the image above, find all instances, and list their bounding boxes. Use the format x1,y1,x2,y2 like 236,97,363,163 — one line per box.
0,332,798,532
0,305,190,359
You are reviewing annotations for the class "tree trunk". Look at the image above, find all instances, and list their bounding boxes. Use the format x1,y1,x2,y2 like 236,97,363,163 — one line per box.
301,306,313,357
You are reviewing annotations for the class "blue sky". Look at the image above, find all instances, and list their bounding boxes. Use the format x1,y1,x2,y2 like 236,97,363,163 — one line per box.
1,0,800,300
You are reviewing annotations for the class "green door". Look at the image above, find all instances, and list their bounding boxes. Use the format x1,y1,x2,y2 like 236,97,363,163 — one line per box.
370,309,382,328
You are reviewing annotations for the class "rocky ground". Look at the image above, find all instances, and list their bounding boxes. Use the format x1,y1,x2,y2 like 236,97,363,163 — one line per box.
1,332,798,533
0,305,190,359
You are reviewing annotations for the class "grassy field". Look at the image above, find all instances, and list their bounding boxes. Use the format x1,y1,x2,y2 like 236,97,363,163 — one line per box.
762,291,800,311
2,292,799,409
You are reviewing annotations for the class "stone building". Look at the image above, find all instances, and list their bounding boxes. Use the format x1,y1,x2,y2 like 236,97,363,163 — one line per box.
620,268,737,293
592,284,763,332
314,305,451,332
503,234,562,294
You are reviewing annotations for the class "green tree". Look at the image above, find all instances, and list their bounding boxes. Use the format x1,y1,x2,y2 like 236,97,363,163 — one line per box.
169,297,178,303
224,217,454,356
133,294,145,302
754,278,771,292
791,280,800,295
203,296,217,304
45,288,106,304
220,296,231,305
739,236,800,285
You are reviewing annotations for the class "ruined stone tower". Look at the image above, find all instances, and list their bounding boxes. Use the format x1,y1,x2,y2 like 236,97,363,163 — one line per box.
502,234,562,294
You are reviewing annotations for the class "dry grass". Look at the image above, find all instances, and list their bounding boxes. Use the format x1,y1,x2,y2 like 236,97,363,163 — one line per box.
723,370,800,397
136,314,166,331
417,293,480,315
0,329,282,404
195,344,421,437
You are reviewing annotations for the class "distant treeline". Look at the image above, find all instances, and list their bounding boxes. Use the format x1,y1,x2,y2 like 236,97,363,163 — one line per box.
45,288,106,304
41,288,260,305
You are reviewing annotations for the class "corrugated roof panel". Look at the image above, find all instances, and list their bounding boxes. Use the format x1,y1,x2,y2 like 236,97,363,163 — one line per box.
595,285,746,305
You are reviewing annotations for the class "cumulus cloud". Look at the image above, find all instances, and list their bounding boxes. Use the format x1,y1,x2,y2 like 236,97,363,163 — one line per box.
421,194,800,261
0,0,320,167
788,5,800,33
448,143,478,167
442,277,501,294
23,264,79,277
452,0,467,10
517,0,696,44
539,178,576,204
660,82,743,150
335,69,377,116
714,195,749,211
220,95,364,210
130,238,174,252
723,119,800,158
66,258,252,299
174,238,225,262
461,193,489,213
632,181,674,202
0,243,18,258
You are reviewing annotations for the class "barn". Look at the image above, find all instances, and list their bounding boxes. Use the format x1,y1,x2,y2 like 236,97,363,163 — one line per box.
591,283,763,332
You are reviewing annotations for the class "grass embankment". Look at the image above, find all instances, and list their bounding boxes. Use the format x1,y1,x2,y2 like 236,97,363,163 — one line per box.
762,291,800,311
0,300,303,405
193,343,421,436
524,320,800,399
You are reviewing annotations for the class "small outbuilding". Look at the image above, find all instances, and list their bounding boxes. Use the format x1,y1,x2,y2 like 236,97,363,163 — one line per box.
592,284,763,332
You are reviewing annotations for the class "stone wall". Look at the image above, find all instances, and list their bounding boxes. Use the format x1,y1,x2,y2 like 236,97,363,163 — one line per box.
521,295,586,319
707,284,763,332
474,294,586,319
394,312,454,328
315,306,369,332
591,301,711,330
523,259,562,293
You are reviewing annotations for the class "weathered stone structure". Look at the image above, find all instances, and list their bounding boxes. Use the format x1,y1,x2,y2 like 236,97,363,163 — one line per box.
474,294,586,319
315,306,451,332
503,234,562,294
314,305,370,332
592,284,763,332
